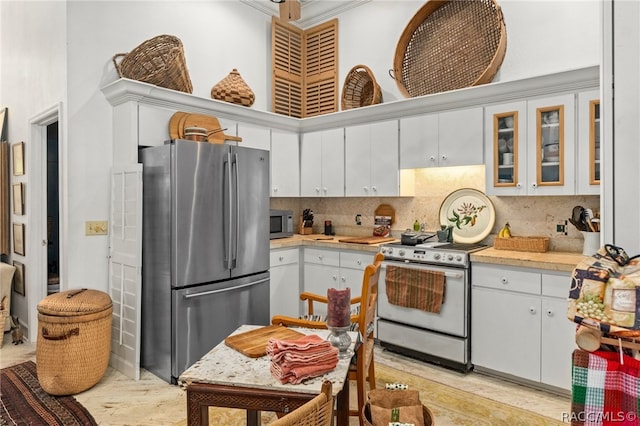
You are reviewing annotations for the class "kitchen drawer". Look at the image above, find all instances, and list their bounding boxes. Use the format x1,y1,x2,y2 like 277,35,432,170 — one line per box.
270,248,299,267
304,248,340,267
340,251,374,271
541,272,570,298
472,264,541,295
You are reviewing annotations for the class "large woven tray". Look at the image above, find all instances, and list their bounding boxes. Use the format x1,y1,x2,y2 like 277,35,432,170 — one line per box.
393,0,507,98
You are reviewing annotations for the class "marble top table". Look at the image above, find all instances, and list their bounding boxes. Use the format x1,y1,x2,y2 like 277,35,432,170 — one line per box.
179,324,356,426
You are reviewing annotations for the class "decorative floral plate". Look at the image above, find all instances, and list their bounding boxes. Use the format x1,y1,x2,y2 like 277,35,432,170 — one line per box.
439,188,495,244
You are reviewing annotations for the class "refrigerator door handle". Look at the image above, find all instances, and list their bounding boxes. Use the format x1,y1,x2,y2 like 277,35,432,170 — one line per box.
224,152,233,270
182,278,270,299
232,152,240,269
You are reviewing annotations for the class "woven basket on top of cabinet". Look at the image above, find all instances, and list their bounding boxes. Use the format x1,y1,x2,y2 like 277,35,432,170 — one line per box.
112,34,193,94
392,0,507,98
341,65,382,110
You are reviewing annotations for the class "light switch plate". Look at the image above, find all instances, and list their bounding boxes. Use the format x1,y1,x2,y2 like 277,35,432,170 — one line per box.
86,221,108,235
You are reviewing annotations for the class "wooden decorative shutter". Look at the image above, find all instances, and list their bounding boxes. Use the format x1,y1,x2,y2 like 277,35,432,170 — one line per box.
304,19,338,117
272,17,338,117
272,17,304,118
0,142,8,255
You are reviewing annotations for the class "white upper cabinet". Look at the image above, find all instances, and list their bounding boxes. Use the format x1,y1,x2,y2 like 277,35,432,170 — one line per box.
400,108,483,169
300,128,345,197
485,94,576,196
345,120,399,197
271,129,300,197
237,122,271,151
577,90,600,195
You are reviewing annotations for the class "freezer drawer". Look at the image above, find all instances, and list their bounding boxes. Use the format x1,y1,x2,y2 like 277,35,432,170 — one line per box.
172,272,270,382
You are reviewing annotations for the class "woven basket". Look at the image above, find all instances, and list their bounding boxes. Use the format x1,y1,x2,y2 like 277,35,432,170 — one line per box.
494,236,550,253
36,289,112,395
210,69,255,107
393,0,506,98
341,65,382,110
113,34,193,94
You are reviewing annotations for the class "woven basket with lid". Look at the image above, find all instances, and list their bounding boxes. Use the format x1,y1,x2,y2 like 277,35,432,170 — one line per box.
393,0,507,98
36,288,112,395
211,69,255,107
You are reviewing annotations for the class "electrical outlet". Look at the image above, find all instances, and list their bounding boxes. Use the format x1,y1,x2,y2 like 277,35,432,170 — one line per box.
556,220,568,235
86,221,108,235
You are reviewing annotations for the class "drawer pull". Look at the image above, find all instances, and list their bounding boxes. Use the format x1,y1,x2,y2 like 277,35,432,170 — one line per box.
529,307,536,314
500,277,508,285
546,309,554,317
279,256,284,262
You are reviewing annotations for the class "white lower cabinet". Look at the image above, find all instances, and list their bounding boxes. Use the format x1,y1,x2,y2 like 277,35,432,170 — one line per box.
303,248,373,316
471,263,575,391
269,248,300,319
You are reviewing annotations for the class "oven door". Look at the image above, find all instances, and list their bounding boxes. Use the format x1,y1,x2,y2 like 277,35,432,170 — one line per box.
378,260,468,337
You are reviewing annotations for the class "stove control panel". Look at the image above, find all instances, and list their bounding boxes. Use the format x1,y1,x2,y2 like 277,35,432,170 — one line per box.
379,246,469,267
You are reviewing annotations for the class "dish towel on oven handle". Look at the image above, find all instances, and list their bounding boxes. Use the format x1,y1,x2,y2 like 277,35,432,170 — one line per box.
385,265,446,314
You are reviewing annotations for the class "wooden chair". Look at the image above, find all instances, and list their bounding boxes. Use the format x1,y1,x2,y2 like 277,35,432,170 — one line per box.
272,252,383,426
268,380,333,426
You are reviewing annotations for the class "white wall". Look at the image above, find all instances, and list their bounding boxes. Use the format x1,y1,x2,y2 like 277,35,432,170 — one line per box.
0,0,601,334
0,1,67,330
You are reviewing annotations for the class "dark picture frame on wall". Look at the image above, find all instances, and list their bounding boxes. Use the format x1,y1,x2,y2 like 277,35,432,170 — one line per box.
12,222,24,255
12,260,24,296
12,182,24,215
12,141,24,176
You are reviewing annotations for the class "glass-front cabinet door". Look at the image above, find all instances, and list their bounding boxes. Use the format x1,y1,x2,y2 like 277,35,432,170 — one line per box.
577,90,600,194
527,94,575,195
484,101,527,195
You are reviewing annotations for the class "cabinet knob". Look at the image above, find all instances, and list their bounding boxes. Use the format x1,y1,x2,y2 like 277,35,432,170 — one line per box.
441,154,447,161
363,186,369,193
500,277,508,285
372,186,377,192
332,275,338,281
318,255,323,260
315,187,320,194
322,187,327,193
516,183,522,189
273,187,278,193
357,260,362,265
531,183,537,189
429,156,436,162
279,256,284,262
341,277,346,283
546,309,554,317
529,307,537,314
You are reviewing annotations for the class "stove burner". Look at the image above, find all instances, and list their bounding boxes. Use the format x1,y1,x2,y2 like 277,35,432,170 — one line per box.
433,242,487,252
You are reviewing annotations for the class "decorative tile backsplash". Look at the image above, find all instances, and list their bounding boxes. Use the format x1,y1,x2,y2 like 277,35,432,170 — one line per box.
270,165,600,253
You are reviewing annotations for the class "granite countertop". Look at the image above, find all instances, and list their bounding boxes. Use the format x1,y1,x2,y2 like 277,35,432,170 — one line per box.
470,247,586,272
178,325,355,396
270,233,397,253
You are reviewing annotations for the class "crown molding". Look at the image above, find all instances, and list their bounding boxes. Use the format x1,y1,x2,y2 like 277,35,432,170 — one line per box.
239,0,371,28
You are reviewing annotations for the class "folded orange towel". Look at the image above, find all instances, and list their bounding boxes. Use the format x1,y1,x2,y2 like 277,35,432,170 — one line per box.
267,334,339,384
385,266,446,313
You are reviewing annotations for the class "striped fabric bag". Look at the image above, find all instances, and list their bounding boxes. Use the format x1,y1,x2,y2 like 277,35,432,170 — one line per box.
572,349,640,425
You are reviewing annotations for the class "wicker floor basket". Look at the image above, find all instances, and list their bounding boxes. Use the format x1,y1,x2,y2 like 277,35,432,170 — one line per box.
113,34,193,94
362,403,434,426
36,289,112,396
341,65,382,110
393,0,506,97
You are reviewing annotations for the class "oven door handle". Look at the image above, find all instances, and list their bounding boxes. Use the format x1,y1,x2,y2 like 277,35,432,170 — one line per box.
381,263,463,279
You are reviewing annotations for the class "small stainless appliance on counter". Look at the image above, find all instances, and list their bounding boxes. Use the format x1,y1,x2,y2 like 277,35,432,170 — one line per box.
377,240,486,372
140,140,271,384
269,209,293,239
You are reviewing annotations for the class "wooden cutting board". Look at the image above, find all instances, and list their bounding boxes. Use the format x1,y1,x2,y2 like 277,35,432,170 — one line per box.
168,112,243,143
338,236,396,244
224,325,305,358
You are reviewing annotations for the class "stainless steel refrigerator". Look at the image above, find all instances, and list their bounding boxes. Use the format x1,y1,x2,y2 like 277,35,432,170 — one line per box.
140,139,270,384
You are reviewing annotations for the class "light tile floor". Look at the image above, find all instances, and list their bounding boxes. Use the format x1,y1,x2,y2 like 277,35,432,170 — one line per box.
1,333,571,425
